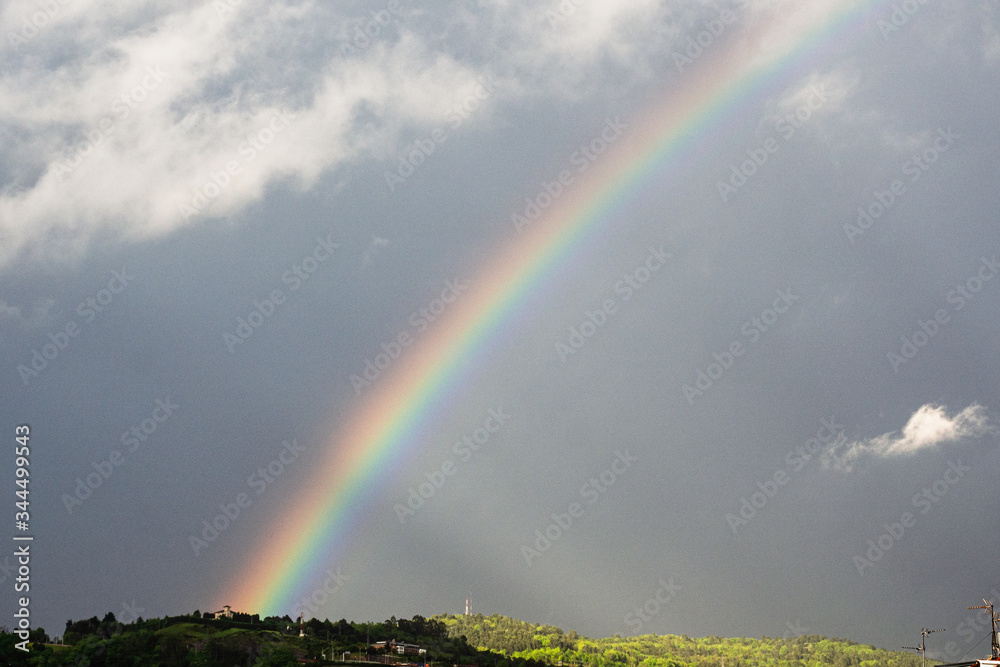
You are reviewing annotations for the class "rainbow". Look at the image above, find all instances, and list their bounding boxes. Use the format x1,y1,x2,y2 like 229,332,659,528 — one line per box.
222,0,878,615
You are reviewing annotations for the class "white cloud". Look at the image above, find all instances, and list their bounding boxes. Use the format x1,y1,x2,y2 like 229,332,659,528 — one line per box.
362,236,390,266
0,0,872,271
0,300,24,321
0,0,485,268
752,66,859,142
0,297,55,328
986,31,1000,64
775,69,856,117
827,403,994,471
879,126,934,152
982,6,1000,65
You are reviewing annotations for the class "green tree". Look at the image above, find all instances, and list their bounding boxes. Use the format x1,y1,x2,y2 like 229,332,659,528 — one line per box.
253,645,297,666
0,631,32,666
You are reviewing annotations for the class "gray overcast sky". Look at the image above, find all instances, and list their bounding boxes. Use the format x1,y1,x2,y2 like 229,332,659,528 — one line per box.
2,0,999,658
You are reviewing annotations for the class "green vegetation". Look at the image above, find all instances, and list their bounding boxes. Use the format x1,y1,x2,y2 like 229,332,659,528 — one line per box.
432,614,927,667
0,610,929,667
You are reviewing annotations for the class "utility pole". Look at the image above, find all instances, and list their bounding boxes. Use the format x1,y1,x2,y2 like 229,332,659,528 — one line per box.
969,599,1000,659
903,627,944,667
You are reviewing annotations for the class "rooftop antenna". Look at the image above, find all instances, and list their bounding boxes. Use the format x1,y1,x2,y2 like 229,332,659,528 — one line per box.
902,627,944,667
969,598,1000,659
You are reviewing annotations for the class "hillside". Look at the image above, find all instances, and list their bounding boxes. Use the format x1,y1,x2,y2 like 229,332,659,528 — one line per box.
432,614,926,667
1,611,929,667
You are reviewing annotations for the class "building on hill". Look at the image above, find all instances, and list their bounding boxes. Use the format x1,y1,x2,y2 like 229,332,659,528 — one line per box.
372,640,426,656
208,606,259,623
212,605,234,620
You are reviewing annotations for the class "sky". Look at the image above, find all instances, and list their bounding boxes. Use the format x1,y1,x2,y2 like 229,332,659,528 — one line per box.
2,0,1000,658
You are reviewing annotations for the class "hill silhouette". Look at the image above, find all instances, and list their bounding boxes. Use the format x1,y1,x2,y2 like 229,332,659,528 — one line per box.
1,610,927,666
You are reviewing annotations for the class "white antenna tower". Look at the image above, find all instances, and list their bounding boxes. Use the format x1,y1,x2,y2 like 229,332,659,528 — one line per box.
465,598,470,616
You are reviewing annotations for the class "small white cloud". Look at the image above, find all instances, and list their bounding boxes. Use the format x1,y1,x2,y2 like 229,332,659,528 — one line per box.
0,297,54,328
986,33,1000,64
753,66,858,141
984,20,1000,65
775,68,857,117
0,300,22,320
880,126,933,152
362,236,390,266
826,403,993,471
